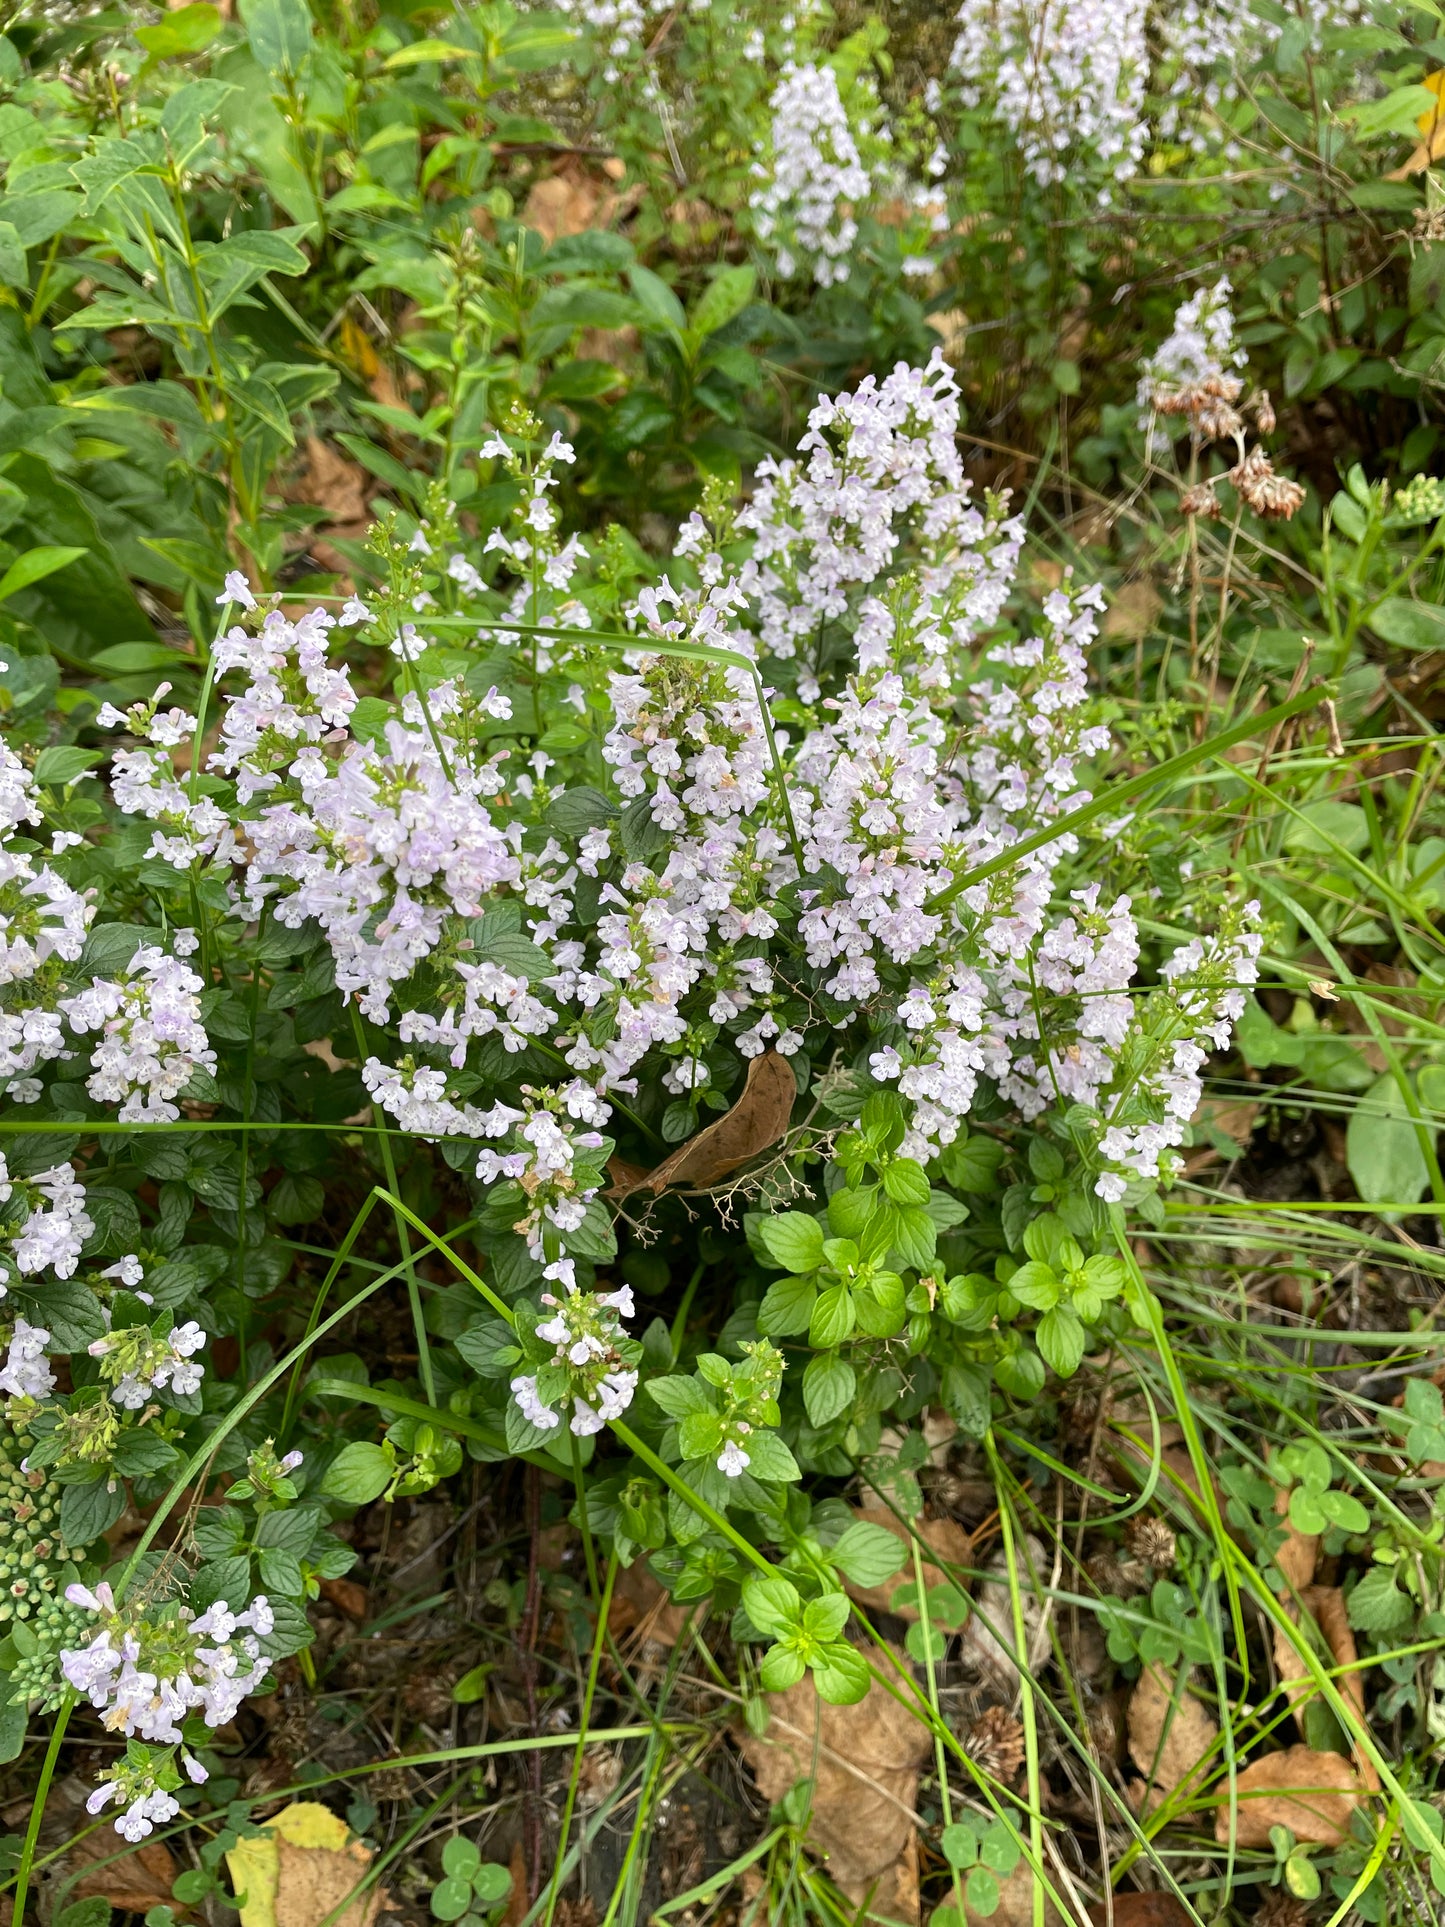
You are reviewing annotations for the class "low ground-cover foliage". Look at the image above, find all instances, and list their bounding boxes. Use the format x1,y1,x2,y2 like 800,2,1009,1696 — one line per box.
2,2,1445,1925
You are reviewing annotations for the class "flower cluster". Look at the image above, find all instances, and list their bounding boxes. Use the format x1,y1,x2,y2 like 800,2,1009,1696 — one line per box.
0,743,93,1100
86,1740,205,1844
60,942,216,1123
950,0,1150,196
82,351,1264,1454
511,1265,640,1436
61,1580,273,1831
749,64,873,286
1094,899,1264,1198
99,686,232,868
0,1156,94,1292
87,1319,207,1409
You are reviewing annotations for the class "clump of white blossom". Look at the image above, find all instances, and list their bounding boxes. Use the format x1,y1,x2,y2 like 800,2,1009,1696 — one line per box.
60,943,216,1123
61,1581,272,1836
76,350,1267,1456
950,0,1150,196
750,63,873,286
511,1259,640,1436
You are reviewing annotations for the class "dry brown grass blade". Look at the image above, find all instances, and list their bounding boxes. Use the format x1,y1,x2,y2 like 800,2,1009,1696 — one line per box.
1213,1744,1360,1847
739,1643,931,1925
607,1050,796,1197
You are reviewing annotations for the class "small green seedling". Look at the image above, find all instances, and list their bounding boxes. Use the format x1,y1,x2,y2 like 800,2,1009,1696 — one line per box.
429,1838,512,1926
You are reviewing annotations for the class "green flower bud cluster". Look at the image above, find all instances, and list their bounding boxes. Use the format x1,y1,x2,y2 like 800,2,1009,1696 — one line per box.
8,1588,90,1710
0,1421,69,1625
1392,474,1445,526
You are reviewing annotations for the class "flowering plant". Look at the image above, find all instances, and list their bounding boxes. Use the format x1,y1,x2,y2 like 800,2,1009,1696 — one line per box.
0,349,1274,1833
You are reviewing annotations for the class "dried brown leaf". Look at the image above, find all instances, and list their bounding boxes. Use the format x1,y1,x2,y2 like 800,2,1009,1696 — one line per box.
739,1644,930,1925
1272,1485,1318,1598
273,1838,382,1927
1088,1898,1190,1927
607,1559,693,1649
934,1862,1066,1927
289,435,371,526
521,158,637,242
320,1577,368,1620
844,1506,972,1622
1126,1662,1218,1798
72,1831,179,1914
1213,1745,1359,1847
608,1050,796,1197
1272,1584,1379,1793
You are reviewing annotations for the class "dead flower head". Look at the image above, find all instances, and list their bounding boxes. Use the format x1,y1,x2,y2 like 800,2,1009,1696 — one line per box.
1229,447,1306,521
965,1705,1026,1782
1179,481,1223,520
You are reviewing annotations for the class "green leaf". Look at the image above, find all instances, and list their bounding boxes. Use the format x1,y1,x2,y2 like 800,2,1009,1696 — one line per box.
759,1643,807,1691
1036,1306,1086,1378
881,1157,930,1206
811,1641,870,1704
1369,597,1445,651
628,264,685,336
810,1283,856,1349
645,1373,711,1420
59,1477,126,1547
0,1693,25,1764
385,37,475,67
802,1351,855,1427
758,1211,824,1273
757,1273,817,1337
0,545,86,602
965,1867,1001,1917
830,1521,906,1589
441,1839,481,1883
742,1574,802,1634
33,745,103,787
451,1663,492,1704
1347,1073,1430,1207
941,1822,979,1869
136,3,222,57
742,1430,800,1483
430,1878,474,1922
690,264,755,339
0,221,25,289
1346,1566,1414,1633
322,1441,393,1505
241,0,312,75
268,1173,325,1224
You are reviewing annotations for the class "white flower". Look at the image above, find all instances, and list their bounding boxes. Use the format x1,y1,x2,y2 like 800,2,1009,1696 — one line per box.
717,1441,750,1477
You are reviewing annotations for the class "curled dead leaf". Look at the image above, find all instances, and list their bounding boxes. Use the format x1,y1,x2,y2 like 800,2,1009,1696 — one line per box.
608,1050,796,1198
957,1535,1048,1699
1214,1745,1359,1848
288,435,371,528
739,1644,930,1925
1126,1662,1218,1803
844,1506,971,1623
319,1576,368,1620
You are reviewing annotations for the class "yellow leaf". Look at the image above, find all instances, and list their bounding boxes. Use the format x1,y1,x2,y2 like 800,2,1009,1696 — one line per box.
225,1803,383,1927
1389,68,1445,178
